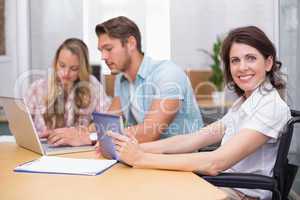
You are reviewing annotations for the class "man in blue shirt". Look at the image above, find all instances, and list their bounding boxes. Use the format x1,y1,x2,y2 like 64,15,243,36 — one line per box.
95,16,203,142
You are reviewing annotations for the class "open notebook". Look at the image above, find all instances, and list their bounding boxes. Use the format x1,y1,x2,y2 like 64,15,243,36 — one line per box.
14,156,117,176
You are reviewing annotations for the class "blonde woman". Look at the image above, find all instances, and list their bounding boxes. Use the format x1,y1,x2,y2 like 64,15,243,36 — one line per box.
25,38,111,146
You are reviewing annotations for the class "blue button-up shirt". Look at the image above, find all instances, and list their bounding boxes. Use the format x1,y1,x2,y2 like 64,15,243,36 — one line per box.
115,56,203,138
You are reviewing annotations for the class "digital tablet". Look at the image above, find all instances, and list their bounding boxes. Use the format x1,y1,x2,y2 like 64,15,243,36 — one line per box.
92,112,124,160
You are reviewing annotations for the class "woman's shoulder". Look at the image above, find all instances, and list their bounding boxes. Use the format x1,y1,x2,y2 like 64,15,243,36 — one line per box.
89,75,102,85
252,88,290,121
88,75,107,93
260,88,289,110
25,78,48,108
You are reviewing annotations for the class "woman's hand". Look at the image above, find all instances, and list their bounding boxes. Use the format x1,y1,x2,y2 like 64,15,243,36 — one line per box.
107,131,144,166
39,129,50,138
95,141,102,157
95,141,114,159
47,127,92,146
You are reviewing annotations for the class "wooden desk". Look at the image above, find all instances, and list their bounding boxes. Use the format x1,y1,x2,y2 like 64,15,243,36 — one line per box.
0,143,227,200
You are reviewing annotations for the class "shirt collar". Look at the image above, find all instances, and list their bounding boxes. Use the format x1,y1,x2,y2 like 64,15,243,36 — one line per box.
230,81,274,115
120,56,152,82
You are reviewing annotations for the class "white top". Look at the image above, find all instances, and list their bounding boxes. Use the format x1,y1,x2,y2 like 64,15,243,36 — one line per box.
221,83,291,200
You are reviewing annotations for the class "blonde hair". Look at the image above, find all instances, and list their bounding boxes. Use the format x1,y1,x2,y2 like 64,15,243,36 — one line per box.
43,38,92,128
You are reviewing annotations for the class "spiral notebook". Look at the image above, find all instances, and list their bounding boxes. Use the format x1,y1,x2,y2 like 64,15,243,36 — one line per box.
14,156,117,176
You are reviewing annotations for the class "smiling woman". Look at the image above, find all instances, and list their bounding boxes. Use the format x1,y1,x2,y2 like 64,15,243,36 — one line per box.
103,26,291,200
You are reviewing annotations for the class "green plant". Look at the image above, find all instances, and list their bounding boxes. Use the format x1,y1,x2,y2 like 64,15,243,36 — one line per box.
199,37,224,91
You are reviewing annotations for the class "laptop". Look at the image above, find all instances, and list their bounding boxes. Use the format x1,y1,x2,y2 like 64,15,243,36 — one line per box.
0,96,95,155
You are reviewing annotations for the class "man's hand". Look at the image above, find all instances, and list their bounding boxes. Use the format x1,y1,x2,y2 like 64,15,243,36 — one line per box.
47,127,92,147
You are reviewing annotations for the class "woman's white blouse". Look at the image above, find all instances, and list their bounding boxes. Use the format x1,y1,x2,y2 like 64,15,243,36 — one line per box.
221,84,291,199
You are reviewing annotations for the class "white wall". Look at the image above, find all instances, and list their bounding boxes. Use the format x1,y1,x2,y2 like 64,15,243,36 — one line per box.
28,0,170,75
0,0,30,97
280,0,300,154
170,0,278,69
0,0,17,97
1,0,279,96
83,0,170,74
30,0,83,69
28,0,279,72
83,0,146,74
280,0,299,108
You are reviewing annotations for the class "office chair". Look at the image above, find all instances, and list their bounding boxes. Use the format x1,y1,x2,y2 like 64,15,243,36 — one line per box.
195,109,300,200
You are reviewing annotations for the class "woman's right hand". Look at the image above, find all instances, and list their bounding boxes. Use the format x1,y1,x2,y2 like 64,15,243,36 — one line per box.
39,129,51,138
108,131,144,166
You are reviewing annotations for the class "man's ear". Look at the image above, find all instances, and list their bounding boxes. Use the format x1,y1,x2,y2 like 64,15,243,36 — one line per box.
127,36,137,51
265,56,273,72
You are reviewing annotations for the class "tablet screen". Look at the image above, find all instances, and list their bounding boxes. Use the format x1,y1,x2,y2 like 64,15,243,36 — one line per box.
92,112,124,160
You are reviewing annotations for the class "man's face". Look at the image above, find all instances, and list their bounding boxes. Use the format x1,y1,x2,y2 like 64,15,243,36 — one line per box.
98,33,131,75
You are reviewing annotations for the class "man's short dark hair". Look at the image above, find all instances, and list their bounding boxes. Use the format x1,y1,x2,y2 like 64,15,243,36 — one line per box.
95,16,143,54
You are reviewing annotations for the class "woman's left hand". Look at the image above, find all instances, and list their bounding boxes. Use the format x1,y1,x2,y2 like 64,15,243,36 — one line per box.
107,131,144,166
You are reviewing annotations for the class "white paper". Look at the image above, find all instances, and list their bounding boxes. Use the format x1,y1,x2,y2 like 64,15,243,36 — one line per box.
15,156,117,176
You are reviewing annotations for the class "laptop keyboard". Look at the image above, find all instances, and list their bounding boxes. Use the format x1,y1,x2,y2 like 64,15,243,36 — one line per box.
40,139,93,152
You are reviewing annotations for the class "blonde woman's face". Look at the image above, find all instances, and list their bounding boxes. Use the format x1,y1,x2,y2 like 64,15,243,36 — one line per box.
56,48,80,88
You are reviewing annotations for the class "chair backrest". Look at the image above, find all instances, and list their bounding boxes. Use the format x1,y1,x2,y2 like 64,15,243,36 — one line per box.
273,109,300,199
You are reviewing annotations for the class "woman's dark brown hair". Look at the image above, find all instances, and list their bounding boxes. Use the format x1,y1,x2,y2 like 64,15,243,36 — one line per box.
221,26,285,97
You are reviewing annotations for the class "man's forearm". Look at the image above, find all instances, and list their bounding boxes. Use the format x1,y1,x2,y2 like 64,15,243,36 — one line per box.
107,97,122,116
